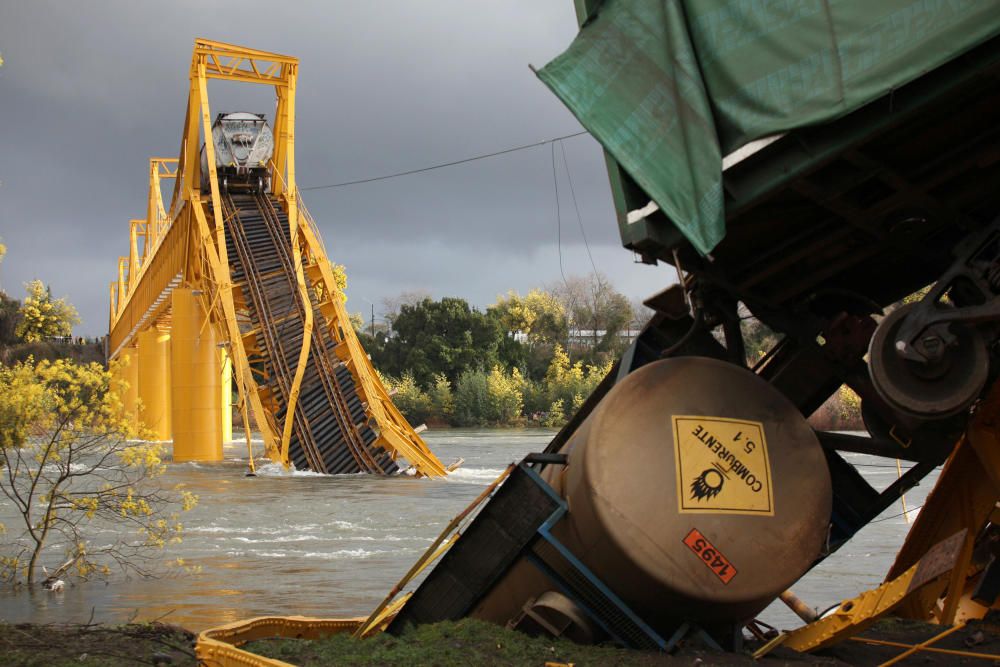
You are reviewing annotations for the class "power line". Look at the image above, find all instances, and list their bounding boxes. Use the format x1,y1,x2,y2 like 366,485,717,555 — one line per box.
301,130,589,191
559,139,599,277
551,140,568,287
870,505,922,523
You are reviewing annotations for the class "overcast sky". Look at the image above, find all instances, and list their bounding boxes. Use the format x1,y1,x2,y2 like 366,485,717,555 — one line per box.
0,1,673,336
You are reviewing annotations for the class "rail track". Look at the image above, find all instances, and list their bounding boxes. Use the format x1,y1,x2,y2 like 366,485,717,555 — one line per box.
223,193,397,474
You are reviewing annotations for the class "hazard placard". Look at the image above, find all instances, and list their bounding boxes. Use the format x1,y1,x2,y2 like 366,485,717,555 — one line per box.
672,415,774,516
683,528,738,584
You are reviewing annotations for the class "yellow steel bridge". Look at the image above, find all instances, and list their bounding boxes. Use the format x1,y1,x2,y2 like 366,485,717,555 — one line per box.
107,39,447,477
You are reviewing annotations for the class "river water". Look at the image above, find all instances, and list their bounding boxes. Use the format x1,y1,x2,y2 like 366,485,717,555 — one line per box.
0,429,939,633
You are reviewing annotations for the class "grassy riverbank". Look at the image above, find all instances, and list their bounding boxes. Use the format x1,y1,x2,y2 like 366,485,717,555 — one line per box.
4,617,999,666
246,618,757,666
244,617,1000,666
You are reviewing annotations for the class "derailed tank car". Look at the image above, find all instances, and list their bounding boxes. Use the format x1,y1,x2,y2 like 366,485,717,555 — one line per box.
388,1,1000,653
200,112,274,193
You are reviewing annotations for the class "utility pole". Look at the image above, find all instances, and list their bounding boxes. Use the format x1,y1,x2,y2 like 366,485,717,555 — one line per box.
371,303,375,338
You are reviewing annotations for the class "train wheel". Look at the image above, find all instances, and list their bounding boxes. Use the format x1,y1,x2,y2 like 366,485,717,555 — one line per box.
869,303,988,418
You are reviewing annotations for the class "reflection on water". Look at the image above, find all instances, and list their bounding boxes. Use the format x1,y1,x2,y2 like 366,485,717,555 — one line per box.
0,429,938,633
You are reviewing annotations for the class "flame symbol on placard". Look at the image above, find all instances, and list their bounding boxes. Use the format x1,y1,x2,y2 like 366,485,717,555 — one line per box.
691,467,725,501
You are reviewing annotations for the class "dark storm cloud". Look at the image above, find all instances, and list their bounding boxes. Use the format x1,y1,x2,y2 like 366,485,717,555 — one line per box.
0,1,669,335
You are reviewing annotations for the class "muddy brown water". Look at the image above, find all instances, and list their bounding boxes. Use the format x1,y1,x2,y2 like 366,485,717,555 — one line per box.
0,429,937,633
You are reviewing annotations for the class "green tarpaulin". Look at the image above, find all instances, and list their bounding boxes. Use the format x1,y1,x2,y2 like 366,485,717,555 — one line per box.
537,0,1000,254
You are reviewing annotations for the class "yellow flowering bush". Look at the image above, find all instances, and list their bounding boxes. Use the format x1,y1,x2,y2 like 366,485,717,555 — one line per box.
14,280,80,343
0,358,197,586
541,344,610,426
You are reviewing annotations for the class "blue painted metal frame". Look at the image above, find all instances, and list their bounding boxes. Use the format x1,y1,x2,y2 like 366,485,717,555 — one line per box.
519,463,670,651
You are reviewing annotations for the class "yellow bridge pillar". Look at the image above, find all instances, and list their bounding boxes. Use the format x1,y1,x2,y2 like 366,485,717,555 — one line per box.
114,345,140,424
171,288,222,462
220,347,233,442
137,328,172,440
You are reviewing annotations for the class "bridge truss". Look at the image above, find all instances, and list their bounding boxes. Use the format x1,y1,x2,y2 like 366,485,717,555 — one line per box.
108,39,447,476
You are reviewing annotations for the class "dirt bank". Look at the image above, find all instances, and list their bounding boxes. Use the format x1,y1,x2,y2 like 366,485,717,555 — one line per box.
5,616,999,666
0,622,196,667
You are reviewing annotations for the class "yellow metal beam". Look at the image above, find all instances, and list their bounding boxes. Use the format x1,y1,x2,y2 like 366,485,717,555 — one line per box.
220,348,233,443
294,200,447,475
884,381,1000,621
760,530,967,656
148,158,177,241
850,627,1000,663
108,214,187,357
197,616,365,667
189,199,281,460
128,220,142,291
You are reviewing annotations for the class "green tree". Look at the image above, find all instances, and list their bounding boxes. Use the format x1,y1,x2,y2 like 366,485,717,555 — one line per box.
384,372,433,425
486,365,524,425
452,366,525,427
0,241,19,347
543,398,566,428
519,375,548,418
15,281,80,343
0,359,197,586
0,293,20,347
378,297,502,387
541,344,610,426
427,374,454,422
453,369,491,427
489,289,569,381
490,289,568,347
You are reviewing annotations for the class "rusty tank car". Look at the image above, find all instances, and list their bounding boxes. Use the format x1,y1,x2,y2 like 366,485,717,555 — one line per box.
387,0,1000,651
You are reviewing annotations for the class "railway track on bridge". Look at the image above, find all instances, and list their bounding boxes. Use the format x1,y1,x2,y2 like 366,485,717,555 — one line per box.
223,193,398,475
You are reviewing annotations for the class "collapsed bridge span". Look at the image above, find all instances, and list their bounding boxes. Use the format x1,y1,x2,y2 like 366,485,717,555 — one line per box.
107,40,446,477
224,193,396,474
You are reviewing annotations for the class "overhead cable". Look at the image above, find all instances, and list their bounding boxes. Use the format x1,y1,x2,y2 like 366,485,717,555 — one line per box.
870,505,922,523
559,140,599,277
551,140,568,288
301,130,589,191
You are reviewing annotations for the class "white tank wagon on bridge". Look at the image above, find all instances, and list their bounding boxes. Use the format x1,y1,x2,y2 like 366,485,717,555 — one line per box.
200,112,274,194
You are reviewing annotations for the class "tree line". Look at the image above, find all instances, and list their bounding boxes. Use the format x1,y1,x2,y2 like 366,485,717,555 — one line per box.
0,238,96,366
357,272,648,428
